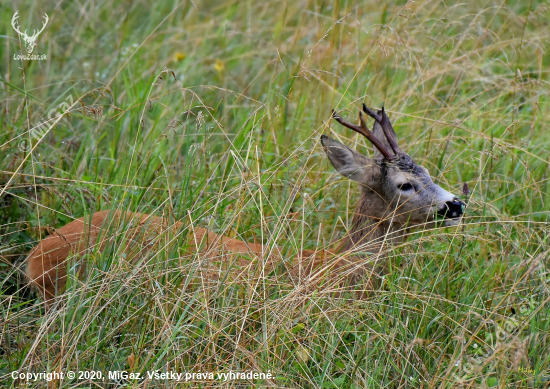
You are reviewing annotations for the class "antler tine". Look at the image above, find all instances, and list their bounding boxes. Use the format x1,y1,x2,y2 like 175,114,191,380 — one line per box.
362,103,402,155
30,13,49,39
11,11,23,35
361,103,382,122
379,107,402,154
332,109,395,160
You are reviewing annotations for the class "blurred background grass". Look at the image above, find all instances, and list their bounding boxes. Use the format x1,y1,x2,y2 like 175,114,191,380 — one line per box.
1,0,549,387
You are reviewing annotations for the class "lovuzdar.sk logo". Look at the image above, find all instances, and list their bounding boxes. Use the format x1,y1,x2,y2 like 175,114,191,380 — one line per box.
11,10,49,60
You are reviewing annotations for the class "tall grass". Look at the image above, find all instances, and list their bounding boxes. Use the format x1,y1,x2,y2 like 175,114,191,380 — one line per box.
1,0,549,387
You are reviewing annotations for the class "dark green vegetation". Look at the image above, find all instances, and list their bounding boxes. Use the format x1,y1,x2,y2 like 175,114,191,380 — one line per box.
1,0,549,387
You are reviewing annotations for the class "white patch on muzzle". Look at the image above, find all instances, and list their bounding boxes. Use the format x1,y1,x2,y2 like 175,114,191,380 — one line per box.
435,186,463,226
437,187,456,203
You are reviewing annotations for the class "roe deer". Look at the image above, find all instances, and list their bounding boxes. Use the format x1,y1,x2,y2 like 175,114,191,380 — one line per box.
25,104,464,308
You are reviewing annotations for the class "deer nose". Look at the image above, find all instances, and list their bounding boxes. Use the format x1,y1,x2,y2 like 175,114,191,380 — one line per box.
437,197,465,219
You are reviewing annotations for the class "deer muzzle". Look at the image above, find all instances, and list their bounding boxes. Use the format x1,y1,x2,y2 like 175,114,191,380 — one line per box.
437,198,465,220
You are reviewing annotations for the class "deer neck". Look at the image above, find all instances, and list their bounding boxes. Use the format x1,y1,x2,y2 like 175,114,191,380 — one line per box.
338,188,405,254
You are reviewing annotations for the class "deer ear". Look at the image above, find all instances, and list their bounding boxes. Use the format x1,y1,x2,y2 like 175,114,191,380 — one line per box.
372,110,399,158
320,135,373,183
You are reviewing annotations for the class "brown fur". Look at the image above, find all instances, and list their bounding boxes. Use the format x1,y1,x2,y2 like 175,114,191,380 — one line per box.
26,210,337,308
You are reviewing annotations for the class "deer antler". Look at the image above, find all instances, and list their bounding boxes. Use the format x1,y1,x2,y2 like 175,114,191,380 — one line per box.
332,109,396,160
362,103,402,155
28,13,49,40
11,11,26,37
11,12,48,41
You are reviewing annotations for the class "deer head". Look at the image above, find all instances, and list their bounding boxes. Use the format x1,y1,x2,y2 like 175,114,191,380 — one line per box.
321,104,464,248
12,11,49,54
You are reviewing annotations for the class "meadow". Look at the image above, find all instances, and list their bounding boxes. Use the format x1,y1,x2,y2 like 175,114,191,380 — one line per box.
1,0,549,387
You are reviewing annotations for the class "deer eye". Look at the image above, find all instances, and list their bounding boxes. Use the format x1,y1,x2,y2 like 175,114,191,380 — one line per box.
399,183,414,191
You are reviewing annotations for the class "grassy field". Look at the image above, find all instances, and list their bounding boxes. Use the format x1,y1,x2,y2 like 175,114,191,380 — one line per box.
1,0,550,387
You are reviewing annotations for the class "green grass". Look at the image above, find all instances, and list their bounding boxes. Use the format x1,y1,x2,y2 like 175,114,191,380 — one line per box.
1,0,550,387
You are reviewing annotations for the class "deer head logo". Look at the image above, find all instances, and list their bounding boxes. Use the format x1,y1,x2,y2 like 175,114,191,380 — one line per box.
11,11,49,54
